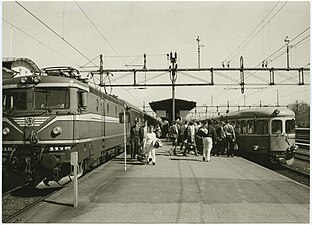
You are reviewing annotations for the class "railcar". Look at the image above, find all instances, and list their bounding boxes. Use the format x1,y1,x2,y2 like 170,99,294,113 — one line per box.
2,67,157,188
207,107,297,164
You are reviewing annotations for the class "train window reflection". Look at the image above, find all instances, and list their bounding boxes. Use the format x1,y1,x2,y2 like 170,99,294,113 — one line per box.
247,120,255,134
241,120,247,134
256,120,268,134
286,120,295,134
34,88,69,109
272,120,282,134
3,89,27,110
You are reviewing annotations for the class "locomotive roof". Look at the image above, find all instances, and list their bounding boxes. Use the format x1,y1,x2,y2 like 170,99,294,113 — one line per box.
219,107,295,120
2,75,89,91
118,98,155,119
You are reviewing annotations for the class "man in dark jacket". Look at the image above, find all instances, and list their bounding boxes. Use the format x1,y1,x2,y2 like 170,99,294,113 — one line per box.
224,120,236,157
130,118,141,159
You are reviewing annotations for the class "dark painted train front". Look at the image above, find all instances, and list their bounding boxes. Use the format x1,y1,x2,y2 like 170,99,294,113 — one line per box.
2,68,157,187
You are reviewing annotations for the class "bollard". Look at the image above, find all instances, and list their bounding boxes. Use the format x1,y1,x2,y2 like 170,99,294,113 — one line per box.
70,152,78,207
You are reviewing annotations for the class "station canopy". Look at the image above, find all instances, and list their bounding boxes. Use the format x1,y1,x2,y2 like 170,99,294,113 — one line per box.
149,98,196,122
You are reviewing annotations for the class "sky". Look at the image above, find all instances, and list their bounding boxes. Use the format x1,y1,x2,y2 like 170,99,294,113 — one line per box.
2,1,310,118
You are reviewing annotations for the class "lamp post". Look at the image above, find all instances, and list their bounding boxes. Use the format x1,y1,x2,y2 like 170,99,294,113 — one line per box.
284,36,290,69
196,36,204,68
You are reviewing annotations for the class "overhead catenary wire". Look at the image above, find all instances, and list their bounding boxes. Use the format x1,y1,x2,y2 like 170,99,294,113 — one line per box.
215,27,310,102
3,18,81,67
74,1,128,67
228,1,288,63
223,2,281,63
15,1,96,66
215,2,289,102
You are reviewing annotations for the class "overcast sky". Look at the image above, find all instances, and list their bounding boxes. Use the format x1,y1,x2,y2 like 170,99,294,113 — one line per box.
2,1,310,116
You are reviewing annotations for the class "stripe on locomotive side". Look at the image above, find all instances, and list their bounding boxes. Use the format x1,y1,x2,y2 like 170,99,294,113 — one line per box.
37,114,119,133
2,133,130,145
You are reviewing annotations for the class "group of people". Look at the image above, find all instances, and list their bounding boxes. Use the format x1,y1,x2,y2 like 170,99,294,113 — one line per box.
168,118,237,162
130,118,162,165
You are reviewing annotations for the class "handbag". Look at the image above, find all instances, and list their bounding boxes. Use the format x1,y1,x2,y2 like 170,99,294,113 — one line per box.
154,139,162,148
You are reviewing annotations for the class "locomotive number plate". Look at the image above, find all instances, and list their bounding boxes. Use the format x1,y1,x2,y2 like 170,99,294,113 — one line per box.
25,117,34,126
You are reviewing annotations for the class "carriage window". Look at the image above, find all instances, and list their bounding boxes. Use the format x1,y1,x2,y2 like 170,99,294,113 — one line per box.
286,120,295,134
256,120,268,134
241,120,247,134
247,120,255,134
3,89,27,110
272,120,282,134
34,88,69,109
115,105,118,115
235,120,240,134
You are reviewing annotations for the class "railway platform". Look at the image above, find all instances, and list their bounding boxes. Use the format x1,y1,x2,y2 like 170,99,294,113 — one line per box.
11,141,310,223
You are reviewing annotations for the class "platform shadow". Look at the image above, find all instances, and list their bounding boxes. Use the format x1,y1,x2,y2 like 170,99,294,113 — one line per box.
170,158,202,162
43,199,74,207
116,162,145,165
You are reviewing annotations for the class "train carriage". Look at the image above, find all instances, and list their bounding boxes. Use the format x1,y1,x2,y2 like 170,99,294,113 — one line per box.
208,107,297,163
2,67,157,187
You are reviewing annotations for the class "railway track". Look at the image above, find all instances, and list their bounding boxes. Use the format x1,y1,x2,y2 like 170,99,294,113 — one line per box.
2,185,62,222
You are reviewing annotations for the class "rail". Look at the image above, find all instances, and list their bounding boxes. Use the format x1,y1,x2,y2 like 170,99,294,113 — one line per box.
295,127,310,162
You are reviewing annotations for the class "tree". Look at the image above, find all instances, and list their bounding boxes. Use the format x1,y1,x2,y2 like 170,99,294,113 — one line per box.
288,101,310,128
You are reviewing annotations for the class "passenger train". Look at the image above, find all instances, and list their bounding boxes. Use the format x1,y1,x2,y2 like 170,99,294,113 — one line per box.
2,67,157,187
207,107,297,164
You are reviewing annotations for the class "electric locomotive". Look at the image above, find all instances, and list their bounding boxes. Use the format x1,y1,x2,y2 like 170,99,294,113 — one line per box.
208,107,297,164
2,67,157,188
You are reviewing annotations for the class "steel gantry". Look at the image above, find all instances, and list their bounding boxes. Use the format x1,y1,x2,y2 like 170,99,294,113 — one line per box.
87,53,309,121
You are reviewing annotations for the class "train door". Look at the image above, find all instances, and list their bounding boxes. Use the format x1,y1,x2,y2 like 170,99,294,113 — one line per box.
270,119,286,152
100,98,105,149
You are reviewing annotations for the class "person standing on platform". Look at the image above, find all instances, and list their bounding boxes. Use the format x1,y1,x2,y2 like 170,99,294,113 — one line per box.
155,124,162,139
214,120,226,156
130,118,141,159
224,120,236,157
141,120,149,160
143,125,158,165
179,121,188,153
198,120,216,162
184,121,198,156
195,121,203,155
168,120,179,155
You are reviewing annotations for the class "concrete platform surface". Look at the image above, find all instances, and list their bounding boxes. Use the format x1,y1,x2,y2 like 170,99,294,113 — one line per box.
14,141,310,223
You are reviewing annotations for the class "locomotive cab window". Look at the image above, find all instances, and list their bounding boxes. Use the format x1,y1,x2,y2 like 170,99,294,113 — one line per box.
286,119,295,134
3,89,27,110
241,120,247,134
256,120,268,134
247,120,255,134
272,120,282,134
34,88,69,109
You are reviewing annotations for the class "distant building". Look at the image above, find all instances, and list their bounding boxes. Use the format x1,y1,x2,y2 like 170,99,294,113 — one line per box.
149,98,196,123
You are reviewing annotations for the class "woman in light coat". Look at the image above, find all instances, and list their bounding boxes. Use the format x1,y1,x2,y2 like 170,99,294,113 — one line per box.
143,125,158,165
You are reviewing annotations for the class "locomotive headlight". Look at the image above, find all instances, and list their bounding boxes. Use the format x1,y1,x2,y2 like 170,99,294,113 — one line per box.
52,126,62,135
3,127,10,136
32,76,41,83
20,76,27,84
253,145,260,151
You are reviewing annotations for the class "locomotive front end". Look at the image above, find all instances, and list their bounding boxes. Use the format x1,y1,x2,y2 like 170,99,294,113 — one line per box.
3,74,87,187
